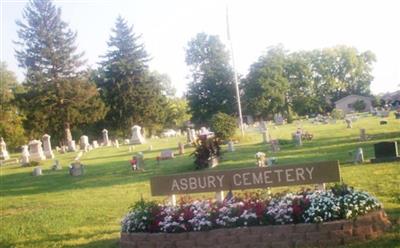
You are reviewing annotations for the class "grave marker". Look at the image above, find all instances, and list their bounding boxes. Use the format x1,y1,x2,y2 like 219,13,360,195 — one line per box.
28,140,46,161
0,137,10,161
20,145,30,166
42,134,55,159
371,141,400,163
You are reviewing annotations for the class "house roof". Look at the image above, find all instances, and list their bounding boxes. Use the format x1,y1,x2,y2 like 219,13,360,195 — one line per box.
334,95,373,104
381,90,400,101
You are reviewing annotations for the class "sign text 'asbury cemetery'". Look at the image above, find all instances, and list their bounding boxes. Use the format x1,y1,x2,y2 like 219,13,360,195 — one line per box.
150,161,341,196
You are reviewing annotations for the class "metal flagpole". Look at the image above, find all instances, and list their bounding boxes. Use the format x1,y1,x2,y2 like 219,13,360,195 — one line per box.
226,5,245,137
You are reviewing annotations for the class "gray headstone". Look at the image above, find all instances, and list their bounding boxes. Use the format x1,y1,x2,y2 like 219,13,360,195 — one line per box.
160,150,174,159
42,134,55,159
28,140,46,161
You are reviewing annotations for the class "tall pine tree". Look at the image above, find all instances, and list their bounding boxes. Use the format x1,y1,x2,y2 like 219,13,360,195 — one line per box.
185,33,236,125
15,0,106,143
97,16,167,136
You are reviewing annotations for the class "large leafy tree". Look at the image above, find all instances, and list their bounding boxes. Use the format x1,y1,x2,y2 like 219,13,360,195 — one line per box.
15,0,106,143
242,45,288,118
0,63,26,149
96,16,166,135
185,33,236,125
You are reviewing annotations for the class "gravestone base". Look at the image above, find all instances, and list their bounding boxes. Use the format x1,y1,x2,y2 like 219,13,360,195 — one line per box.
30,153,46,161
371,156,400,163
44,150,54,159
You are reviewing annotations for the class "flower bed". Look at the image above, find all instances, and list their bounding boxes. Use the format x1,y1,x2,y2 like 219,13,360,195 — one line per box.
120,185,391,247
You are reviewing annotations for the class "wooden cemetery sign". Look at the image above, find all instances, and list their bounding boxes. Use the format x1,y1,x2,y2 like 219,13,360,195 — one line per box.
150,160,341,196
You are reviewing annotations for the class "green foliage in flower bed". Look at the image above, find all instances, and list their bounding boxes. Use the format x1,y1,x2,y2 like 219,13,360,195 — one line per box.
121,184,381,233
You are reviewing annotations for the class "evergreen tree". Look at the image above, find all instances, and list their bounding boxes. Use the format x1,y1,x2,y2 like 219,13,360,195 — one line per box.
185,33,236,126
97,16,166,135
14,0,106,143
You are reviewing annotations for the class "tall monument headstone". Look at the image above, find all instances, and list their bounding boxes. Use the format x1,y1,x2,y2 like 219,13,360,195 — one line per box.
28,140,46,161
130,125,145,144
0,137,10,161
102,129,110,146
42,134,55,159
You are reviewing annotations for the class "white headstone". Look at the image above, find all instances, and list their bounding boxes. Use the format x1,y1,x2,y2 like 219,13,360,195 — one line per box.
189,129,197,142
262,130,270,144
354,148,364,164
0,137,10,160
20,145,30,165
80,135,90,152
42,134,55,159
68,140,77,152
130,125,145,144
92,140,99,149
228,141,235,152
186,128,193,143
28,140,46,161
114,139,120,148
102,129,110,146
124,139,130,145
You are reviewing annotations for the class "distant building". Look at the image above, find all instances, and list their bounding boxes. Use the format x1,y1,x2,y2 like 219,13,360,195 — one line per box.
381,90,400,108
335,95,373,113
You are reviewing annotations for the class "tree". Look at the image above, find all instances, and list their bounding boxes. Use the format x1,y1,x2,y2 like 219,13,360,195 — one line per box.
164,97,191,129
242,45,288,118
15,0,106,143
0,63,26,149
185,33,236,125
97,16,166,135
353,99,366,112
210,112,237,141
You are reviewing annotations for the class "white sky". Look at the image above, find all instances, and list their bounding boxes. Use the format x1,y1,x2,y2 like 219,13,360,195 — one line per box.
1,0,400,96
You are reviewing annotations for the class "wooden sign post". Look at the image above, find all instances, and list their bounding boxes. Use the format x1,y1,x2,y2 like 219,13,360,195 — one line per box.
150,161,341,198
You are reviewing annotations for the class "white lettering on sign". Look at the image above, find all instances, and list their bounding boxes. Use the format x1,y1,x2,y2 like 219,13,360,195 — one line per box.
285,168,295,182
233,173,241,186
169,166,316,193
305,167,314,180
216,175,224,187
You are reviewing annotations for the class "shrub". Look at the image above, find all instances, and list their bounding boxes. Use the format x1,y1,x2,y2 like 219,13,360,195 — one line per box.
210,112,237,141
191,135,221,169
331,108,345,119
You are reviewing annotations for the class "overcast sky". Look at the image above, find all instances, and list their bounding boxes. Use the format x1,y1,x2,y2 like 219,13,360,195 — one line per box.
1,0,399,96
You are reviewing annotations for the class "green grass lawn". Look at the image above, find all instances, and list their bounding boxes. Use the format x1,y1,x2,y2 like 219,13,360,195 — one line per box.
1,114,399,247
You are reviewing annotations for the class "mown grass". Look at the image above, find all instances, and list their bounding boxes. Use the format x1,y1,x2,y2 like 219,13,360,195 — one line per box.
0,113,399,247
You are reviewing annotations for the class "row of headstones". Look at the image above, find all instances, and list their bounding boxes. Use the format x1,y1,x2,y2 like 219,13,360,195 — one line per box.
185,127,214,143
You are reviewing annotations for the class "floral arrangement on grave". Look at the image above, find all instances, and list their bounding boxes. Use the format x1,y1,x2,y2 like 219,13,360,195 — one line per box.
191,134,221,169
130,156,138,171
255,152,266,167
121,184,383,233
